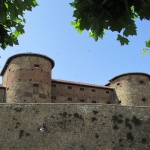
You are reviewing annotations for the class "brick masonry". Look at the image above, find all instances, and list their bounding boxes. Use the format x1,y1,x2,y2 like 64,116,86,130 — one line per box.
0,54,150,149
1,54,53,103
109,74,150,106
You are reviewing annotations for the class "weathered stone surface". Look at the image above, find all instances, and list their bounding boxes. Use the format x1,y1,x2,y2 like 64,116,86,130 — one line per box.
0,104,149,150
109,74,150,106
2,55,53,103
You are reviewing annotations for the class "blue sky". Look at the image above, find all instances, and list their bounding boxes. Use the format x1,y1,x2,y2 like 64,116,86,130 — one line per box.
0,0,150,85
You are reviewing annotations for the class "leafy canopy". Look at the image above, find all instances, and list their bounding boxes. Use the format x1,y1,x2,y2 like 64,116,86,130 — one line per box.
70,0,150,47
0,0,38,50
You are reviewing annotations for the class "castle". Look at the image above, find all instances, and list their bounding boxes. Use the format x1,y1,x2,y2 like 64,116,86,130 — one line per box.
0,53,150,150
0,53,150,106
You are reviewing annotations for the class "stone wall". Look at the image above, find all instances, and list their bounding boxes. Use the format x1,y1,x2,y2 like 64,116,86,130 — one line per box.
51,80,114,104
2,55,53,103
0,104,149,150
109,74,150,106
0,88,5,103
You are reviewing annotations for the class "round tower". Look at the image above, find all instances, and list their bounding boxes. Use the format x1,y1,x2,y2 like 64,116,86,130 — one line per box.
0,53,54,103
109,72,150,106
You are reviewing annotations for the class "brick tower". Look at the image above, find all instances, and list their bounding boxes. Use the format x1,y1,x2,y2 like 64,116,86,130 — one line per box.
109,73,150,106
0,53,54,103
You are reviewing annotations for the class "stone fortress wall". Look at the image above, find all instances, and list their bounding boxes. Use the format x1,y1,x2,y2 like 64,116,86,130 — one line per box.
0,104,149,150
0,53,150,149
51,79,114,103
0,53,150,106
0,85,5,103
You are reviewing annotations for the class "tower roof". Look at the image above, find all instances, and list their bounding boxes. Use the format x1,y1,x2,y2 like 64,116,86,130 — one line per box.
0,53,55,76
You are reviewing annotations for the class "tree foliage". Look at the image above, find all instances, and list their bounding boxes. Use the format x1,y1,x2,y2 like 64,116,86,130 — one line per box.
142,39,150,55
0,0,38,50
70,0,150,46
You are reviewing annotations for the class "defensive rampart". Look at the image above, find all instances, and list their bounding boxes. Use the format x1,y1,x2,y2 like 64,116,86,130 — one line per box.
0,104,149,150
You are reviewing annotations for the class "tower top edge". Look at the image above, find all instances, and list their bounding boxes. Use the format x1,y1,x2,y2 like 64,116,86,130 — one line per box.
0,53,55,76
109,72,150,82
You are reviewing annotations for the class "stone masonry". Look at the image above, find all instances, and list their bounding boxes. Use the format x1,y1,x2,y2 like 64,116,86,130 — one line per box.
0,53,150,150
0,53,150,106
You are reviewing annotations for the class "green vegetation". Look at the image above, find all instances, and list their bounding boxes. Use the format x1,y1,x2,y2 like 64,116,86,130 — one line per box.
0,0,38,50
70,0,150,50
142,40,150,55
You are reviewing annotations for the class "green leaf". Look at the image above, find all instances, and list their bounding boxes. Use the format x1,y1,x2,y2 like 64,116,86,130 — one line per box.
16,24,24,34
123,24,137,37
4,2,8,9
0,0,38,50
117,34,130,45
70,2,75,7
89,31,93,37
145,39,150,48
142,48,147,56
70,0,150,46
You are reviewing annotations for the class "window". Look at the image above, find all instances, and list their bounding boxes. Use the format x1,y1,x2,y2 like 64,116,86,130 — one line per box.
117,83,120,86
80,99,84,102
106,102,110,104
68,86,72,89
142,98,146,102
106,91,109,93
68,98,72,101
119,101,121,104
33,84,39,94
51,96,56,99
140,80,144,84
92,89,95,92
80,88,84,91
34,64,40,68
92,101,96,103
33,84,39,87
52,84,56,87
